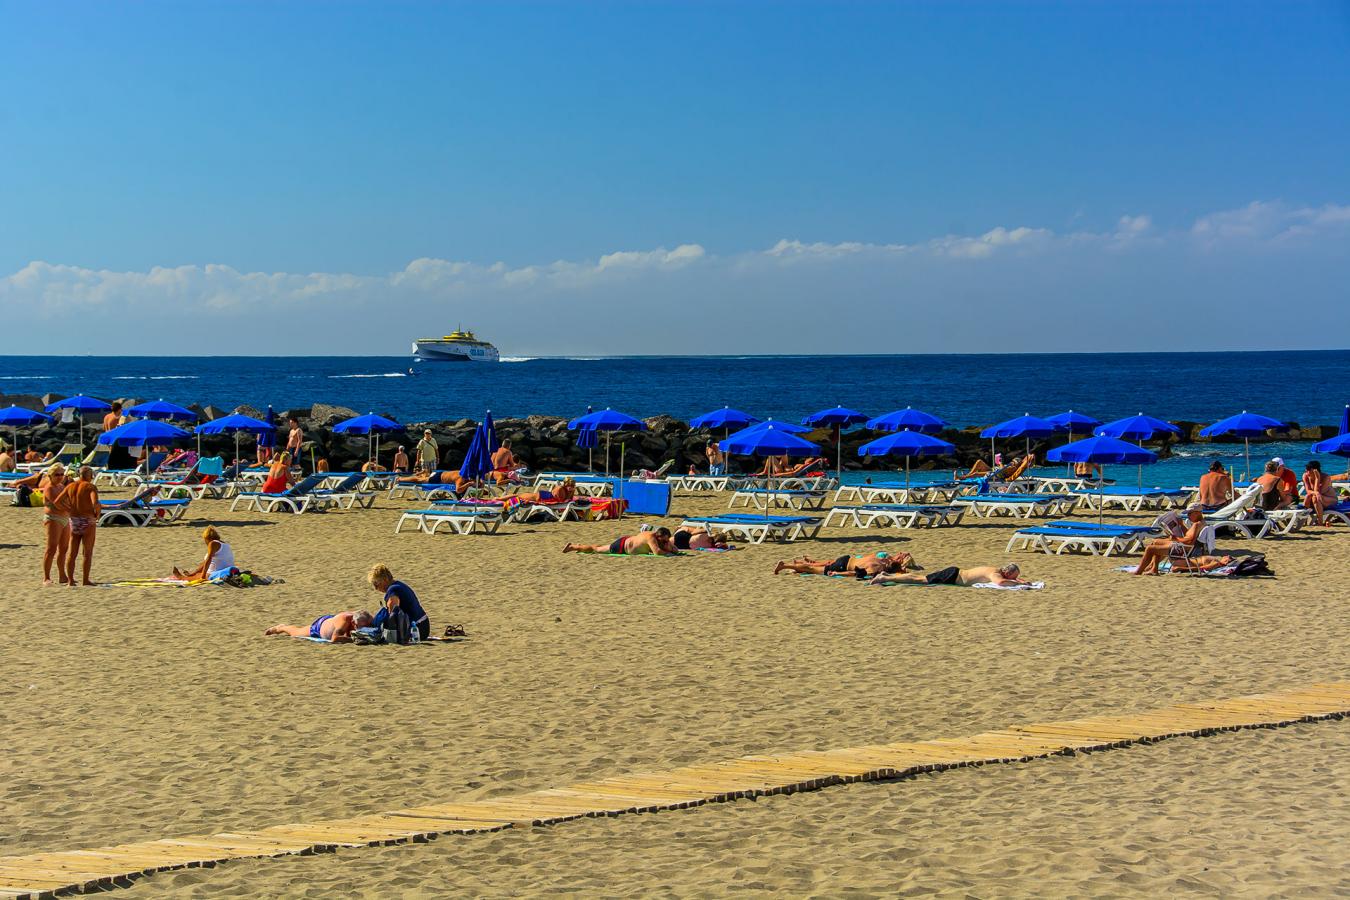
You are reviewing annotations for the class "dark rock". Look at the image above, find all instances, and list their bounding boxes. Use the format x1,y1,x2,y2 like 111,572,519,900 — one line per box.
233,404,264,419
310,403,359,427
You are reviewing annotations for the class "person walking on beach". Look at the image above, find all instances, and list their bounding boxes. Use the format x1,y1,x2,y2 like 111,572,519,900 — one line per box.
40,465,72,585
1197,461,1233,508
415,429,439,473
58,466,99,586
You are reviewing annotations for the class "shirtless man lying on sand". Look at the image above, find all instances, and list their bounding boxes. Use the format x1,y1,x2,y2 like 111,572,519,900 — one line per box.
870,563,1029,587
775,551,912,578
265,610,373,643
564,528,678,556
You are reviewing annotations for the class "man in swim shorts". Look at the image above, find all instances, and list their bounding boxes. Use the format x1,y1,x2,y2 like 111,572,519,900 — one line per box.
870,563,1029,587
265,610,373,642
564,528,678,556
774,551,912,578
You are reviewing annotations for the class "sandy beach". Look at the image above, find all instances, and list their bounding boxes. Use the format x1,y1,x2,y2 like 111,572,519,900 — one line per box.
3,486,1347,896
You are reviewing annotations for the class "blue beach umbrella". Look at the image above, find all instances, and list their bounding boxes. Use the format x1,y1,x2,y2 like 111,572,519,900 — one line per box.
689,406,760,432
1199,411,1286,482
858,429,956,491
46,394,112,448
126,399,198,422
195,413,274,464
0,405,52,456
568,408,648,476
980,413,1059,465
459,421,494,483
1312,432,1350,476
257,405,277,453
334,412,402,466
483,410,498,456
1048,435,1158,522
1340,405,1349,436
866,407,948,435
1045,410,1101,433
101,419,192,447
1098,413,1182,443
803,406,868,479
720,423,821,520
727,418,812,439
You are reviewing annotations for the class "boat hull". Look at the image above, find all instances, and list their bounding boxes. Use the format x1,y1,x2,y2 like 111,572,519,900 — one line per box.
412,341,500,362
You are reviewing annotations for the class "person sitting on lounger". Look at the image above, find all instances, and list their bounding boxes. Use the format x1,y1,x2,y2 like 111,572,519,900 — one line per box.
510,478,578,505
752,455,788,478
1254,461,1292,511
1197,461,1233,508
1132,506,1207,576
171,525,237,580
0,446,14,473
673,525,732,550
955,459,993,481
775,457,827,479
492,440,526,484
1302,460,1347,526
870,562,1028,587
265,609,373,642
564,528,678,556
775,551,912,578
260,452,292,494
24,448,51,464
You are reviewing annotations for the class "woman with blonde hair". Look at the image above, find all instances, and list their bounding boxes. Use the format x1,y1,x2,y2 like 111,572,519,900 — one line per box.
172,525,237,581
260,451,292,494
40,464,71,585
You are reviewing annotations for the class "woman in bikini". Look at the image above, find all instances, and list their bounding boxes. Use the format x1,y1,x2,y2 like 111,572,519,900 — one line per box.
260,452,292,494
1302,460,1347,526
40,465,71,585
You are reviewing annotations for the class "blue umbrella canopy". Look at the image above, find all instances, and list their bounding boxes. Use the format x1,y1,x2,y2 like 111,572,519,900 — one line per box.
1199,411,1286,481
126,399,198,422
857,430,956,457
689,407,760,431
258,405,277,449
728,418,811,439
568,408,648,432
0,405,52,427
483,410,499,455
866,407,948,434
1047,435,1158,465
980,413,1059,439
1045,410,1102,433
45,394,111,414
333,412,402,434
1312,432,1350,458
801,405,868,427
101,419,192,447
195,414,274,435
459,421,494,482
1340,405,1349,436
720,423,820,457
1098,413,1181,442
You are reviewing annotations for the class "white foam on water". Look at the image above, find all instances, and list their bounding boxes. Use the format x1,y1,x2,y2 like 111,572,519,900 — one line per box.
328,373,408,379
499,357,538,363
112,375,199,380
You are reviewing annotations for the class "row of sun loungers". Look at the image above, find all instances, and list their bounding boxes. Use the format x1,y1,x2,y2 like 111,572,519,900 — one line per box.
822,504,966,529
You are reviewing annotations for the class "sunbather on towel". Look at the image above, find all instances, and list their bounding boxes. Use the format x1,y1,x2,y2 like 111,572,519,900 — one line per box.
172,525,237,580
266,610,373,642
673,525,732,550
565,528,678,556
775,551,912,578
871,562,1028,587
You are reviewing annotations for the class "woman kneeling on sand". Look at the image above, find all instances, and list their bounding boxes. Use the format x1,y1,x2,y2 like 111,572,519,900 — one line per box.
172,526,237,580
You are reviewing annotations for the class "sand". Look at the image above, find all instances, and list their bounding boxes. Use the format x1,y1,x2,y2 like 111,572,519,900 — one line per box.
2,483,1347,896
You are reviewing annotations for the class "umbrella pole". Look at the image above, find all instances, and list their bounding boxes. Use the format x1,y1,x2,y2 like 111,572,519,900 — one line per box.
1244,437,1251,482
905,455,911,493
605,432,611,477
835,424,842,482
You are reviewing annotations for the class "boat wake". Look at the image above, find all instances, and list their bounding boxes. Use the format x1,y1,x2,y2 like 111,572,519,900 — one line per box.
112,375,199,380
500,357,538,363
329,373,408,379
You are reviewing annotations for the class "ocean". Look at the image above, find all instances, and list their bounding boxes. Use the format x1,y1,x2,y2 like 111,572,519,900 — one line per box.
3,350,1347,487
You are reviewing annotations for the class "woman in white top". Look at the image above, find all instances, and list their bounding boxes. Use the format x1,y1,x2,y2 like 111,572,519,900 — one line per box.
173,525,236,580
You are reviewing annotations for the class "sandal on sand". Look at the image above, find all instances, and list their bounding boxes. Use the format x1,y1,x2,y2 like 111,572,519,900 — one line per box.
443,624,467,638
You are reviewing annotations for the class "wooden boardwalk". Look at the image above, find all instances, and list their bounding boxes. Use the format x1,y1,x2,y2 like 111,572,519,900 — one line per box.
3,682,1348,898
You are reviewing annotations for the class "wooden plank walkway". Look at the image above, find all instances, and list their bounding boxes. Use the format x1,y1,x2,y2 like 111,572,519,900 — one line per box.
3,682,1347,898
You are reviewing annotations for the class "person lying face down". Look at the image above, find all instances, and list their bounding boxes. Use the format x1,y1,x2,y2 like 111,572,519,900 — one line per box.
265,610,373,642
564,527,678,556
774,551,912,578
870,563,1028,587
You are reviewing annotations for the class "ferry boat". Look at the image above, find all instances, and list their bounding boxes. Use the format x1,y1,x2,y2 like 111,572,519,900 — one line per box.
411,329,501,363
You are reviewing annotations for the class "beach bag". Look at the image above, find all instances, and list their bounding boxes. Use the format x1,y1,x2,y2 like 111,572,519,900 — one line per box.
381,608,414,646
13,485,33,507
1230,554,1274,577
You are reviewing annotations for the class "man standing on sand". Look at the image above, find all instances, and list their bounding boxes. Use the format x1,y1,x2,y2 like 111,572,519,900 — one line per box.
415,429,439,473
56,466,99,586
870,562,1030,587
265,610,373,642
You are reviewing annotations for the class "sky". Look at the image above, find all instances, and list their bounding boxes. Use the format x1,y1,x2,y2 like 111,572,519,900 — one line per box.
1,1,1348,356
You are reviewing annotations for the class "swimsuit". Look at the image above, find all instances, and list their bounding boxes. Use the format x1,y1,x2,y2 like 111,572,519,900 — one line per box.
309,614,334,639
608,536,629,554
43,513,70,527
925,566,961,585
673,530,692,551
69,516,94,537
823,555,852,575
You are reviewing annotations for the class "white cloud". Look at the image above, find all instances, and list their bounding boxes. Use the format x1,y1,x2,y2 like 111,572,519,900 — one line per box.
2,200,1345,355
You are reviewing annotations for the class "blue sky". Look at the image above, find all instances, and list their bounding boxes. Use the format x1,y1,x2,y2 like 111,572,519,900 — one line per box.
2,1,1348,355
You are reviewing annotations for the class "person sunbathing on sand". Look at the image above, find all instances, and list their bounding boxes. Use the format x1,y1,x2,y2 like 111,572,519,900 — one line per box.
673,525,732,550
266,610,373,642
870,563,1028,587
775,551,911,578
171,525,236,580
565,528,677,556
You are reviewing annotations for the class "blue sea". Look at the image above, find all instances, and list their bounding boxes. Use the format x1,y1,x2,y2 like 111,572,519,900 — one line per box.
3,350,1347,487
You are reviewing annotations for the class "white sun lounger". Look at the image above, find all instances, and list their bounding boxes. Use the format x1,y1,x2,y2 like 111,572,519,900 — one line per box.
1197,484,1308,538
680,514,823,544
953,493,1078,518
729,488,829,511
395,507,507,535
1070,486,1192,512
666,474,750,492
98,497,192,527
1006,521,1155,556
823,503,966,529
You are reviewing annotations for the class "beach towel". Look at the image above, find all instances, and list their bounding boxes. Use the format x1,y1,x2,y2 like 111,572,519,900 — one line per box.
970,580,1045,591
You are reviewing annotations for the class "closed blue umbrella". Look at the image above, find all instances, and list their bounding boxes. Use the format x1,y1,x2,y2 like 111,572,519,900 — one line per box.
334,412,402,466
803,406,868,479
866,407,948,434
1340,405,1349,436
1048,435,1158,522
258,405,277,451
689,407,760,431
1199,410,1286,481
483,410,498,456
858,429,956,491
720,423,821,521
46,394,112,448
459,421,494,483
574,406,598,471
195,414,274,464
568,408,647,476
0,405,52,457
126,399,198,422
